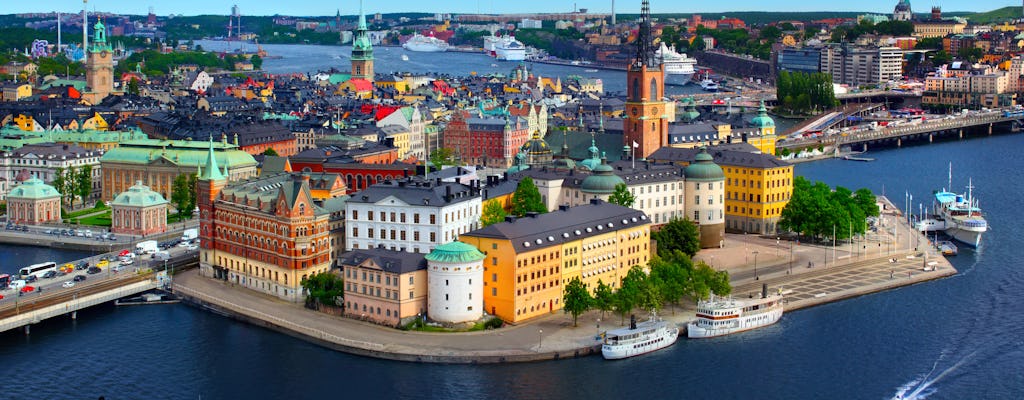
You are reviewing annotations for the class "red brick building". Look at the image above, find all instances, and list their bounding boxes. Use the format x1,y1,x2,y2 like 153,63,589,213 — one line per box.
443,111,530,169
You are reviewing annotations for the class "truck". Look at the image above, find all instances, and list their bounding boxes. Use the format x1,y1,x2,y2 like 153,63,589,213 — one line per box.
135,240,158,255
181,228,198,243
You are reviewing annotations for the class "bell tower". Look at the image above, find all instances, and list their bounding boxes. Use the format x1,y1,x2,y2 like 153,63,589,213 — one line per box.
84,19,115,104
623,0,667,160
351,0,375,83
197,137,227,279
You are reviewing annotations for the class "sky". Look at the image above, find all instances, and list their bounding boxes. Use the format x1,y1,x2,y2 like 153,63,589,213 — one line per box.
7,1,1015,16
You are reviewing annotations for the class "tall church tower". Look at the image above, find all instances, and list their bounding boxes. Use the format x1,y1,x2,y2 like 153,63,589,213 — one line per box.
84,20,115,104
623,0,667,160
198,137,228,280
351,0,374,83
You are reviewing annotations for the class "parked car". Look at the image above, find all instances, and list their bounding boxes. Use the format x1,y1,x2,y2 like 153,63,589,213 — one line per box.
20,285,34,293
108,234,117,241
20,226,28,232
42,270,57,279
73,275,87,282
87,266,102,275
96,259,109,268
62,281,75,288
24,275,38,283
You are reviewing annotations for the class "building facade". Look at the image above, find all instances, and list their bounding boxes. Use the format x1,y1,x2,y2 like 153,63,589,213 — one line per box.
425,241,486,324
443,112,530,169
351,5,375,82
460,200,651,323
110,181,169,236
820,44,903,86
340,248,428,326
683,148,726,248
623,1,668,160
6,178,61,225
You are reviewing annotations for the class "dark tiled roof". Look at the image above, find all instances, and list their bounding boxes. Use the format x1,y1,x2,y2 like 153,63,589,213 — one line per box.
465,200,649,253
648,144,790,169
348,178,479,207
339,247,428,274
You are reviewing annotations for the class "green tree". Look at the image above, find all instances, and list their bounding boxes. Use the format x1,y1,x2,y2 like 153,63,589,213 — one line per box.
428,147,454,167
249,54,263,69
593,279,615,319
186,173,198,217
301,271,345,309
480,200,508,227
957,47,984,63
562,277,593,327
171,174,191,217
75,165,93,206
649,254,689,313
51,167,69,208
262,147,279,156
510,177,547,216
652,217,701,258
127,78,140,95
614,266,646,324
607,183,636,208
932,50,952,66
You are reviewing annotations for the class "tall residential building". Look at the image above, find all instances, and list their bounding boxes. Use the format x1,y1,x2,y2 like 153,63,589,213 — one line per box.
345,177,482,254
351,0,374,83
820,44,903,86
460,200,651,323
623,0,668,160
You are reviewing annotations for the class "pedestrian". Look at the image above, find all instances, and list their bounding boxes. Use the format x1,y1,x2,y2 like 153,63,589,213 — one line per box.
890,270,894,279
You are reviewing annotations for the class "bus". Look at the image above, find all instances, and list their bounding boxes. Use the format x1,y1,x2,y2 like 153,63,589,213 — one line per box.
19,262,58,279
0,274,10,289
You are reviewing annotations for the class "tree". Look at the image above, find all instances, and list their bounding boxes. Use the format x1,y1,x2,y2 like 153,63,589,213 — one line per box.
301,271,345,309
62,166,78,207
957,47,984,63
652,217,701,258
614,266,646,324
171,174,191,217
607,183,636,208
186,173,199,217
127,78,140,95
52,167,69,208
480,200,508,227
593,279,615,319
649,254,689,313
562,277,592,327
510,177,547,216
250,54,263,69
428,147,454,167
262,147,279,156
76,165,93,206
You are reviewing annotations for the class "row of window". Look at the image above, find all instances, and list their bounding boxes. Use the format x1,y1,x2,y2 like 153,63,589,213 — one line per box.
514,298,560,316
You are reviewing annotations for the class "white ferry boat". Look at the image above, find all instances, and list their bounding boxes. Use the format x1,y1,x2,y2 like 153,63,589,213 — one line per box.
402,33,449,52
687,285,783,339
655,42,696,85
602,312,679,360
933,182,986,248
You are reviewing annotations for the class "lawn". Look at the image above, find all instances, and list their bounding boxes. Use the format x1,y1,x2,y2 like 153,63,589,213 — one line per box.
77,212,112,227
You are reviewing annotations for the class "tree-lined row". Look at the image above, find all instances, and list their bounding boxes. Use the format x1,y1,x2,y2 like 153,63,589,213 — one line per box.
778,176,879,240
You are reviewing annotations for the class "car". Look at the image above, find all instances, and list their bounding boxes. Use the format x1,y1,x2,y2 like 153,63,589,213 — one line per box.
44,229,53,235
178,240,192,247
24,275,38,283
61,263,75,274
96,259,109,268
87,266,102,274
20,285,34,293
20,225,28,232
73,275,87,282
120,258,134,266
185,244,198,251
62,281,75,288
42,270,57,279
75,262,89,270
108,234,117,241
75,230,84,237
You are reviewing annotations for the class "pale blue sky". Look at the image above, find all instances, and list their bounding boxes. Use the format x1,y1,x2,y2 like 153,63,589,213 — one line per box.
8,1,1014,16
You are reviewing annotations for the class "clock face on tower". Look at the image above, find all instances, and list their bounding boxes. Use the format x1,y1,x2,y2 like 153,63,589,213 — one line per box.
652,107,659,115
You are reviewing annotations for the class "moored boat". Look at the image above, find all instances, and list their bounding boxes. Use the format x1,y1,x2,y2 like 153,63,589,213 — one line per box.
655,42,696,85
402,33,450,52
932,165,987,247
687,284,783,339
602,312,679,360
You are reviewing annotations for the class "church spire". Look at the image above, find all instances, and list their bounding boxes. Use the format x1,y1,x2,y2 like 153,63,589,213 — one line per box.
633,0,655,68
358,0,367,30
199,135,226,181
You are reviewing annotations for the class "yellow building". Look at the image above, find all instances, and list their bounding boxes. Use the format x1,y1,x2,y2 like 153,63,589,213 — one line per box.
380,126,411,160
460,200,651,323
913,20,966,38
1,83,32,102
747,101,777,155
375,76,410,93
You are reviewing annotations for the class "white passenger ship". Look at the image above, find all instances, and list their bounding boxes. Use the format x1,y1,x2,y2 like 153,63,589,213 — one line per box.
687,285,784,339
602,312,679,360
655,42,696,85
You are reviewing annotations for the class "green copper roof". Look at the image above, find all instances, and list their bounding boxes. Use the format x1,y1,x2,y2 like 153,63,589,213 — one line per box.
111,181,168,208
581,157,625,194
685,147,725,182
199,137,226,181
425,241,486,263
751,100,775,128
9,178,61,200
100,138,256,171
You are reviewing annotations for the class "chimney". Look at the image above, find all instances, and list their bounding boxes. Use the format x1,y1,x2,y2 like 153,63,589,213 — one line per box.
525,211,539,218
558,204,570,211
436,177,442,186
504,215,517,223
762,283,768,299
445,185,452,202
590,198,603,205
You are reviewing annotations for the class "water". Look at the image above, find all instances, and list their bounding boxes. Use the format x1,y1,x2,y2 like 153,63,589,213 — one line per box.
194,40,706,96
3,45,1023,398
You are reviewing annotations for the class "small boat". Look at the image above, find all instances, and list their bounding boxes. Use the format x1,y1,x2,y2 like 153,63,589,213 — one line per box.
115,291,180,306
584,69,599,73
687,284,783,339
601,312,679,360
937,240,958,256
401,54,409,61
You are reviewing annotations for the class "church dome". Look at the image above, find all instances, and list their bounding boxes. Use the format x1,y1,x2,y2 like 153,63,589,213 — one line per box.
751,100,775,128
685,147,725,182
581,157,625,194
8,178,60,200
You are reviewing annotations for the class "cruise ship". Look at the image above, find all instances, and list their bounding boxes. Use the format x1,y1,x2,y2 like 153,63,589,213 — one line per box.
484,35,527,61
655,42,696,85
602,312,679,360
687,285,784,339
402,33,449,52
919,173,987,247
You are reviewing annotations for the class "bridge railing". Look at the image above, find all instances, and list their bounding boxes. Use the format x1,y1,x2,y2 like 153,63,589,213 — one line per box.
0,280,157,333
173,284,385,351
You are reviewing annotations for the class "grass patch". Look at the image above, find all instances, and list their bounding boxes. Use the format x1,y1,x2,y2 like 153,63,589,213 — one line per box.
401,316,504,332
167,213,193,224
63,203,110,219
76,211,112,227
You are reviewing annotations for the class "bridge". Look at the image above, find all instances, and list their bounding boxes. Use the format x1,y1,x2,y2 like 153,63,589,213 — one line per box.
779,109,1024,151
0,252,197,334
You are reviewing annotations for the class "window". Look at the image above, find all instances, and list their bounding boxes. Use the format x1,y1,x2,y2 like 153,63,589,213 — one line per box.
492,273,497,282
414,214,420,223
695,195,700,204
694,211,699,220
492,257,497,266
492,287,497,296
429,214,436,224
409,276,414,284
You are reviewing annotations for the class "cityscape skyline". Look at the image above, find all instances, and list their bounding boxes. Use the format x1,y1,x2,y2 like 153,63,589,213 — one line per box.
5,1,1014,17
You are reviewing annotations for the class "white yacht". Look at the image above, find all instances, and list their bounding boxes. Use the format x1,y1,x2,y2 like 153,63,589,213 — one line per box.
402,33,449,52
602,312,679,360
699,72,719,92
656,42,696,85
687,285,784,339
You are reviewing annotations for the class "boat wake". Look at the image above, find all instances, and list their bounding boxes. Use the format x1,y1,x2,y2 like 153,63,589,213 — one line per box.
890,350,976,400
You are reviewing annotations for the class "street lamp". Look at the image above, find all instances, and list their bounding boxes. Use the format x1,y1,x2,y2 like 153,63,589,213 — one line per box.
538,329,543,349
752,250,759,280
776,237,780,257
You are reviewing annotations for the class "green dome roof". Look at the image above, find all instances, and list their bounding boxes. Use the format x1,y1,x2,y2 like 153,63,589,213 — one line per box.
685,147,725,182
111,181,169,208
425,241,486,263
9,178,61,200
581,158,625,194
751,100,775,128
681,98,701,122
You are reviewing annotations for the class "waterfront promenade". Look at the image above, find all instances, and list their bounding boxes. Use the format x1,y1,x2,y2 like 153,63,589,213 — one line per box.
173,197,955,363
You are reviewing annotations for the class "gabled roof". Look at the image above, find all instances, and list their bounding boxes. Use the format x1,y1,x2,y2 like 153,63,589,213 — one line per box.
339,247,428,274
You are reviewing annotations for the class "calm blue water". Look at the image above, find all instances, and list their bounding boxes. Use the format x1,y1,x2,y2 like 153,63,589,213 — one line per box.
3,47,1023,398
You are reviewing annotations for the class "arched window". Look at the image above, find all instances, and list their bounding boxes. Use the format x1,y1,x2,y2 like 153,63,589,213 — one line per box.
650,78,658,100
632,78,640,100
